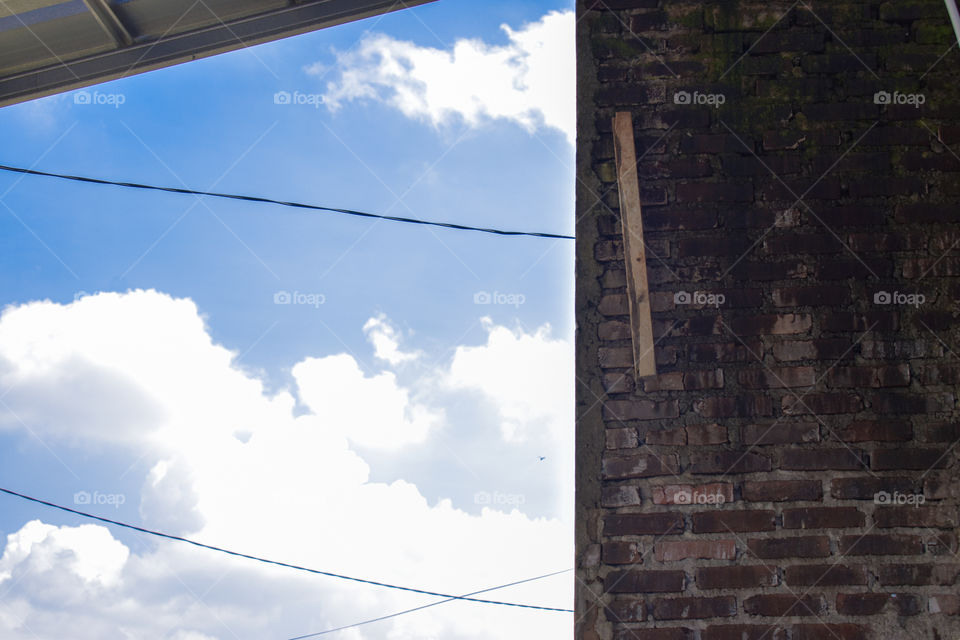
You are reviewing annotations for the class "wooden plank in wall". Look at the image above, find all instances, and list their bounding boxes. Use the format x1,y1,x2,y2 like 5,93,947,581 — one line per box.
611,111,657,379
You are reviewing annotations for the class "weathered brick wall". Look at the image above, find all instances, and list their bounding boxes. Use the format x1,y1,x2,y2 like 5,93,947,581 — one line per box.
575,1,960,639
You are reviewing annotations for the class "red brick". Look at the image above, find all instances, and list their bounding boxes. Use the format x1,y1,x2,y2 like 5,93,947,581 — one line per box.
872,448,950,471
772,285,848,306
820,311,897,332
781,448,867,471
599,321,632,341
599,294,629,316
730,261,811,281
830,476,916,500
772,338,852,362
690,341,764,363
605,513,685,536
827,365,910,388
646,426,687,445
599,347,633,369
683,369,725,391
677,237,751,258
837,420,912,442
920,423,960,443
613,628,693,640
839,534,924,555
782,393,862,415
870,392,954,415
643,372,684,393
738,367,815,389
924,471,960,500
603,541,643,564
696,395,774,418
604,400,680,422
742,422,819,445
878,563,960,586
729,314,812,335
896,203,960,223
686,423,728,445
602,485,641,507
653,596,737,620
783,507,865,529
696,565,778,589
680,134,752,154
703,625,785,640
644,208,718,231
603,453,680,479
784,564,868,586
603,372,635,393
743,480,822,502
677,182,753,203
747,536,830,559
765,234,844,255
691,451,772,474
605,569,685,594
791,623,867,640
929,594,960,615
652,483,734,506
874,506,958,529
606,428,638,449
692,510,776,533
836,592,921,616
743,594,824,617
605,597,646,622
654,539,736,562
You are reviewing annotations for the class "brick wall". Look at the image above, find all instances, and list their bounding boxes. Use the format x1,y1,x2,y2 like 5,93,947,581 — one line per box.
575,1,960,639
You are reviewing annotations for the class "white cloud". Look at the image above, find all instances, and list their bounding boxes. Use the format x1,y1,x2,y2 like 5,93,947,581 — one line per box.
316,11,575,145
293,352,439,449
363,314,421,365
447,318,572,443
0,520,128,587
0,291,572,639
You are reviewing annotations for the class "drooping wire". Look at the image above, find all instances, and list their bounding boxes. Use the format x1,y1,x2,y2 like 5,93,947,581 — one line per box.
287,568,572,639
0,163,575,240
0,486,573,613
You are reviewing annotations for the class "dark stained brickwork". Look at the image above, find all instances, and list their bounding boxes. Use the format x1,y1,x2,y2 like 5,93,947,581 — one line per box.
575,1,960,638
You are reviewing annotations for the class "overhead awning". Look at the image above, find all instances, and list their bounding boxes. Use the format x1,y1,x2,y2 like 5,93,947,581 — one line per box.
0,0,434,107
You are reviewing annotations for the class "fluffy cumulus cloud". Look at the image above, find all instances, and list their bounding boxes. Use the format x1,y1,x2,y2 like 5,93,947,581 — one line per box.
315,11,575,145
0,291,572,639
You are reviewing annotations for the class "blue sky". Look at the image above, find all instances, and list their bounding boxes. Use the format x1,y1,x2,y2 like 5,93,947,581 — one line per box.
0,1,575,638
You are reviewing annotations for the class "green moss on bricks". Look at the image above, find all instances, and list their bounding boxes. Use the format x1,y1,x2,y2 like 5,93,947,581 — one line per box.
670,6,705,29
915,21,956,46
591,34,655,61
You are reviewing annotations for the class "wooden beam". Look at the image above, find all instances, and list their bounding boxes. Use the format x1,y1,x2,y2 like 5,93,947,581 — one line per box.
612,111,657,379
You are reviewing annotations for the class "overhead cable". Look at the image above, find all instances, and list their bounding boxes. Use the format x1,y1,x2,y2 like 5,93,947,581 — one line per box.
287,568,572,639
0,163,575,240
0,486,573,613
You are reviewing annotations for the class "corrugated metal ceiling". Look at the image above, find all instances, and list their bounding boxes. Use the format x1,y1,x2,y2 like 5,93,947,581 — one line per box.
0,0,434,106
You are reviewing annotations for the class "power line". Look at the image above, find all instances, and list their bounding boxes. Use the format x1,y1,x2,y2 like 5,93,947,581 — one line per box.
287,569,572,639
0,486,573,613
0,163,575,240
